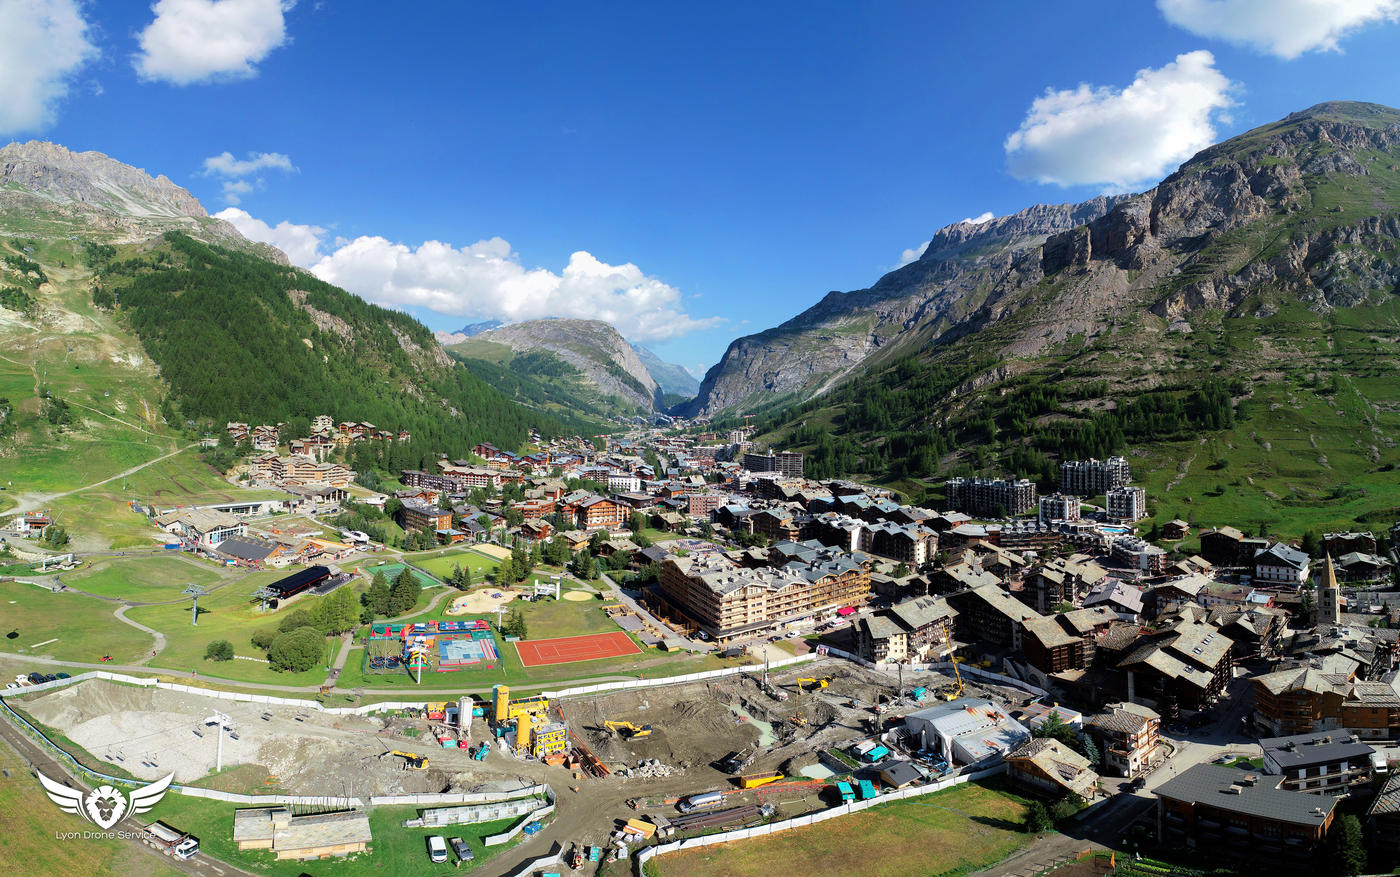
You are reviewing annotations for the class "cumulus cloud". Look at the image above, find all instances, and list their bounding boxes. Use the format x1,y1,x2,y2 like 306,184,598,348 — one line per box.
219,210,720,342
1159,0,1400,59
215,206,325,266
201,150,294,177
134,0,293,85
962,211,995,225
310,236,721,343
1004,51,1235,192
0,0,98,134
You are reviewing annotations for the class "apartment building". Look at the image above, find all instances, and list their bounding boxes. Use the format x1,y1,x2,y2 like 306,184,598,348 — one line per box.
657,550,870,640
1111,535,1168,575
1059,456,1130,496
1261,732,1374,796
1086,703,1162,777
742,450,804,478
1038,493,1080,524
398,498,452,533
1155,765,1336,868
853,595,955,663
1105,485,1147,522
943,476,1037,517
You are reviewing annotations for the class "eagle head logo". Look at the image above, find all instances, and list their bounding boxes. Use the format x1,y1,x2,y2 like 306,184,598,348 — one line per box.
39,772,174,831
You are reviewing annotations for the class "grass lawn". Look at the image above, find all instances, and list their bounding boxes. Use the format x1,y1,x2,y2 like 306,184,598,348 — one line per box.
356,561,439,590
657,780,1032,877
0,579,154,664
408,549,499,582
64,554,226,603
151,793,525,877
0,736,183,877
124,572,331,686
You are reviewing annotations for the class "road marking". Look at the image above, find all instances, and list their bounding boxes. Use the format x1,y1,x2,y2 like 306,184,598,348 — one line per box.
207,865,224,874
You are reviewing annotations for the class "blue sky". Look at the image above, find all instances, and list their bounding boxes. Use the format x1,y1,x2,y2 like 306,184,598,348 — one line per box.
3,1,1400,377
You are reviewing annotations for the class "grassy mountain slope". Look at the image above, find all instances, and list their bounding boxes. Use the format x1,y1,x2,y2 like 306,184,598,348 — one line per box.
743,102,1400,539
448,318,662,416
0,143,590,547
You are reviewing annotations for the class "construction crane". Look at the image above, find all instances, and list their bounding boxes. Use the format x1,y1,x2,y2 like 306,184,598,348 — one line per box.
381,750,428,770
603,720,653,739
940,620,964,701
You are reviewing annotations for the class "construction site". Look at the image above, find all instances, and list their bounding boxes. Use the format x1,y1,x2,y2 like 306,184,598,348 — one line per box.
9,660,1035,867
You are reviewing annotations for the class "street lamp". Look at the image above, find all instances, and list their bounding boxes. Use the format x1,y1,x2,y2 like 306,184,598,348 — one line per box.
204,712,232,772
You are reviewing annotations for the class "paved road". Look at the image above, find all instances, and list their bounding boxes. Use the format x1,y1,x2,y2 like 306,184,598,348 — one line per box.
0,700,255,877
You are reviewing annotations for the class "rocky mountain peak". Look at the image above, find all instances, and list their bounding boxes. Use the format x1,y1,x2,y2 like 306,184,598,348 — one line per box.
0,140,207,219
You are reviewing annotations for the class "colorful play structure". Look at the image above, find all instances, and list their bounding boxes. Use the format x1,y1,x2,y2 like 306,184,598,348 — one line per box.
364,619,500,674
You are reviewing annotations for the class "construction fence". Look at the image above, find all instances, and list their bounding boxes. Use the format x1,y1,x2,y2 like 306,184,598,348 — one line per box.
632,764,1006,874
0,653,818,717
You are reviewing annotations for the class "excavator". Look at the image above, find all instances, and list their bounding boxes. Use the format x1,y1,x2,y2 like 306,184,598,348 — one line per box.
796,677,830,691
603,720,653,739
381,750,429,770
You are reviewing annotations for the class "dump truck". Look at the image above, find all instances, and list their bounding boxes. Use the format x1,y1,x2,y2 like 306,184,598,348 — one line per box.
144,821,199,860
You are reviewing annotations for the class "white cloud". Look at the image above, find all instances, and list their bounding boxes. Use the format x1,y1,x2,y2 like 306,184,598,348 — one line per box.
962,211,995,225
0,0,98,134
200,150,294,177
220,179,254,204
215,206,325,266
219,209,718,341
1004,51,1236,192
896,241,929,268
309,235,722,343
1159,0,1400,59
134,0,293,85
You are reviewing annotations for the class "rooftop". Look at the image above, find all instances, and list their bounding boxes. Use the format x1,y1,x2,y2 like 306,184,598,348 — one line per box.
1155,764,1336,826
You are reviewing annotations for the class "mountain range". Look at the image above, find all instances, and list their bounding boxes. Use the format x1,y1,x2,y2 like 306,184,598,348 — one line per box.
7,100,1400,540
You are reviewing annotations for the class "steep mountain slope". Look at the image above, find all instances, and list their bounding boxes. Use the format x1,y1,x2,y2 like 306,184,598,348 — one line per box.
0,141,583,545
743,101,1400,538
448,318,663,413
634,345,699,398
680,195,1129,416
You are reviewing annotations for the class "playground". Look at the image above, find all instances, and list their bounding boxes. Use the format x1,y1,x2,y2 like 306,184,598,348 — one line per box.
514,631,640,667
364,619,502,673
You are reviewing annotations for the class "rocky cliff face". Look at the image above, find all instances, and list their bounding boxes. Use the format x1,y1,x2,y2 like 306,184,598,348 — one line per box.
1,141,206,218
680,195,1129,416
0,140,286,263
684,101,1400,418
634,345,699,398
474,319,662,410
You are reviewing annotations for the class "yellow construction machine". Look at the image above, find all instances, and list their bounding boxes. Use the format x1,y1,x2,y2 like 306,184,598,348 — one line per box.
382,750,429,770
603,720,653,739
939,620,964,700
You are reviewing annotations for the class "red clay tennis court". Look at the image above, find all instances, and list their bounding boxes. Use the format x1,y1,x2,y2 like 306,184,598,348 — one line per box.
514,631,641,667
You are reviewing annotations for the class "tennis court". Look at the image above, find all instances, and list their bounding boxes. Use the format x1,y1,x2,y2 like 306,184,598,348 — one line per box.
514,631,641,667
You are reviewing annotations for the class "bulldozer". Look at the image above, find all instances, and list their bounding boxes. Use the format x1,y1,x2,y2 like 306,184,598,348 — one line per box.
381,750,429,770
603,720,653,739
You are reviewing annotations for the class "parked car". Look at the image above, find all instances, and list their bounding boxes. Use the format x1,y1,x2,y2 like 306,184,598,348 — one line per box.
55,673,69,679
1129,776,1147,791
449,836,473,863
26,672,44,684
426,835,448,864
41,674,57,683
5,682,17,690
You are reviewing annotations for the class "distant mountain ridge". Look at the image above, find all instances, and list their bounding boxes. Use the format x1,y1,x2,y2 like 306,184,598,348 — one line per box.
635,344,699,397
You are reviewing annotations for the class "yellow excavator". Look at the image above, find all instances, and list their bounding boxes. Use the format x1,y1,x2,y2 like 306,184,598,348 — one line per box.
603,720,653,739
797,677,830,691
382,750,429,770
